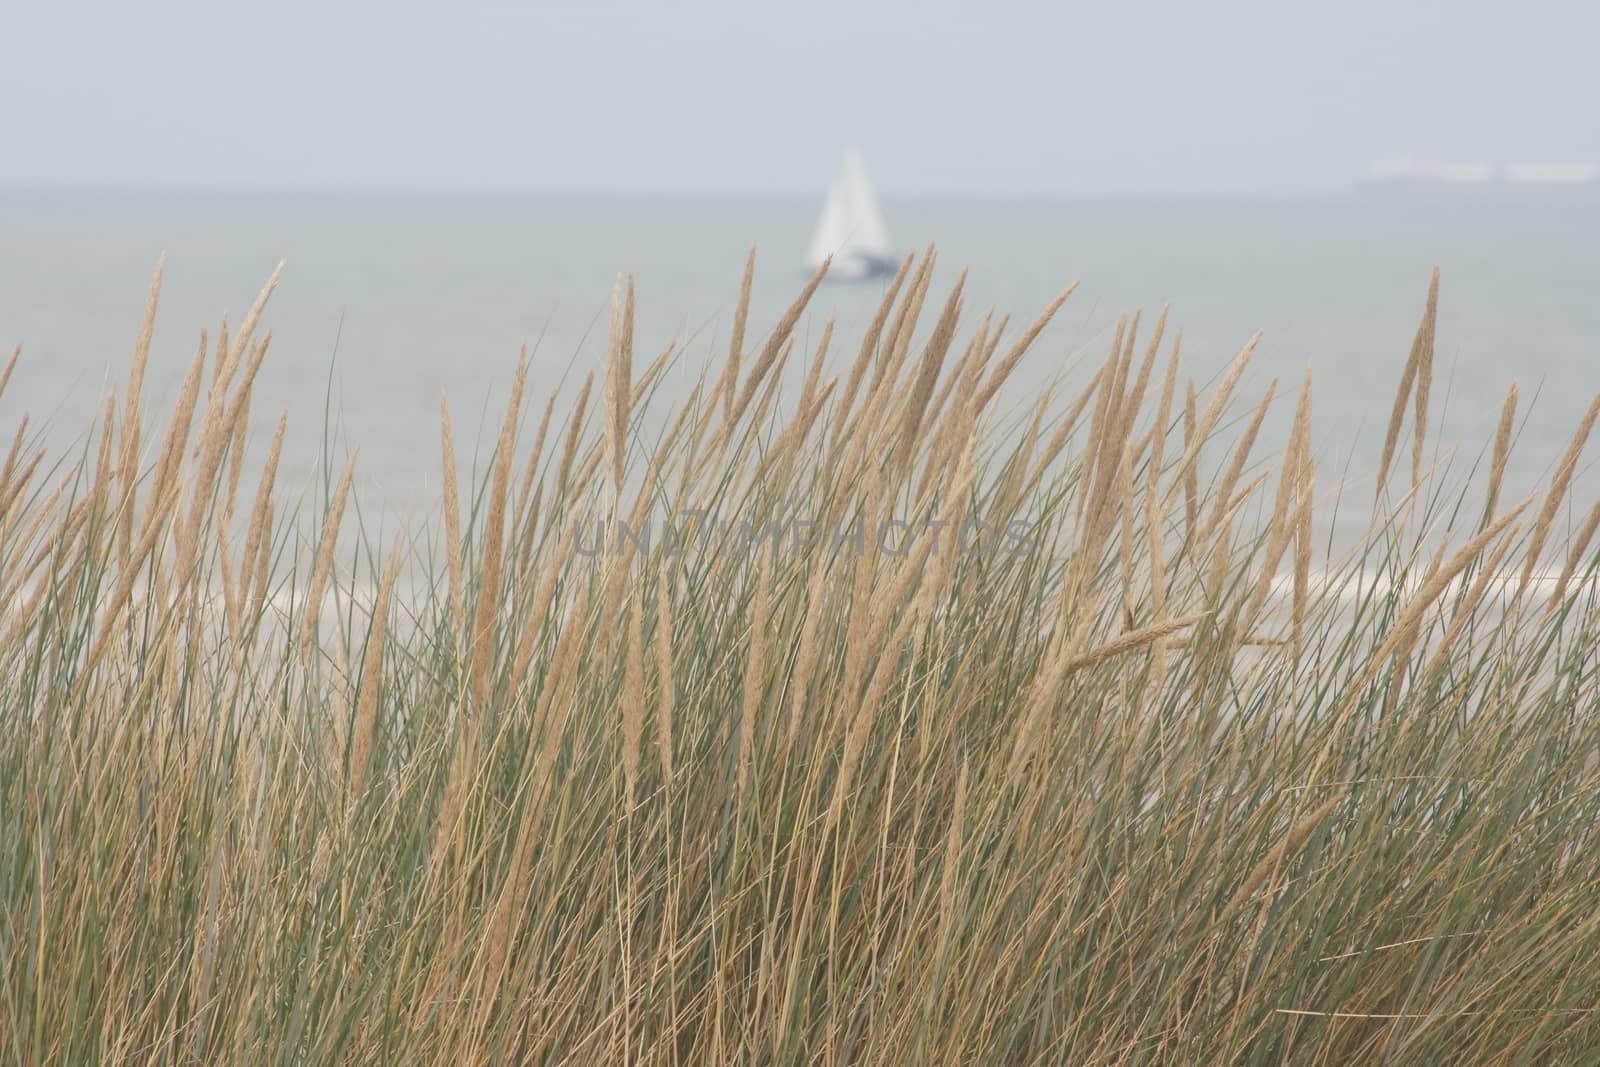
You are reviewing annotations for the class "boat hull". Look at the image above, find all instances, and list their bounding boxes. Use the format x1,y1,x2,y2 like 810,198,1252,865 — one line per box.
814,252,900,283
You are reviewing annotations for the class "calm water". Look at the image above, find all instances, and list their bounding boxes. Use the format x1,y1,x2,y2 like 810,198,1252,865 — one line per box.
3,190,1598,544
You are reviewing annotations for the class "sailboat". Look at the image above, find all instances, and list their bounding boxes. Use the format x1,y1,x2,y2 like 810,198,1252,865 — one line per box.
805,151,897,281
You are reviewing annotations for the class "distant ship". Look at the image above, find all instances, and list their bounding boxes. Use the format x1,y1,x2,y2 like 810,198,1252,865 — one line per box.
1359,159,1600,197
805,151,897,281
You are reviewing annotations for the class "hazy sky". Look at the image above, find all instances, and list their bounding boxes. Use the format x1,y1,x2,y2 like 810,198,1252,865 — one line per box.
4,0,1596,195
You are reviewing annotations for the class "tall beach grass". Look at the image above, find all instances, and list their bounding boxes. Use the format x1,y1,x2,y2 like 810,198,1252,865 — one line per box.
3,250,1600,1063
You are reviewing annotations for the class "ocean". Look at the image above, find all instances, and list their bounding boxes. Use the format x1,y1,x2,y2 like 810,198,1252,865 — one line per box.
3,190,1598,548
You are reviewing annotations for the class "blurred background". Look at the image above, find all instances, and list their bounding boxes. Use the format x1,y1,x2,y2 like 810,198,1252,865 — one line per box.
4,0,1598,535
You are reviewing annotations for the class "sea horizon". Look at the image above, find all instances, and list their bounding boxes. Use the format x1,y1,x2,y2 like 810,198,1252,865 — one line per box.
4,187,1597,548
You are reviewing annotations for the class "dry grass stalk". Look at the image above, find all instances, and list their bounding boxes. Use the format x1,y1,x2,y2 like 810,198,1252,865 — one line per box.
145,334,208,544
556,370,595,495
797,316,834,421
1012,591,1197,780
784,377,838,474
722,247,756,424
979,312,1010,372
1206,507,1235,604
85,478,183,671
895,273,966,471
826,377,893,521
831,256,912,446
629,338,675,413
92,391,117,511
514,388,559,571
1486,381,1519,523
249,498,274,612
654,556,675,789
467,348,529,706
920,433,980,615
1293,423,1315,653
871,247,936,397
1078,319,1128,527
596,512,641,657
471,572,584,1001
1146,338,1183,618
4,464,82,598
1247,372,1314,621
786,557,832,746
834,467,886,702
211,317,230,390
1103,310,1140,434
118,262,162,558
1123,307,1168,429
228,261,285,371
505,519,579,696
0,465,39,585
1551,497,1600,606
1425,533,1519,678
1064,613,1205,675
726,259,829,434
300,451,359,653
1356,496,1534,701
178,334,271,585
1198,379,1277,550
831,603,921,825
922,311,989,459
0,417,29,503
606,275,635,494
439,393,464,633
238,412,286,611
1225,795,1341,913
1119,446,1138,611
348,547,404,804
1519,392,1600,597
1410,268,1440,492
0,344,20,403
622,588,645,812
973,282,1079,413
1182,380,1199,544
222,380,252,526
1164,333,1261,519
0,450,44,552
744,333,800,442
1375,281,1429,500
738,551,772,799
937,756,969,940
1028,358,1103,497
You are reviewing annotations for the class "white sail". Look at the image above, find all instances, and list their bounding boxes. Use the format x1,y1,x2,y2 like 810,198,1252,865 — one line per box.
805,151,894,279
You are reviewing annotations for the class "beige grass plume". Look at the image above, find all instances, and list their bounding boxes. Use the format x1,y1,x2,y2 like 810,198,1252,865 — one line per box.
654,555,676,789
439,393,464,634
622,587,645,813
118,261,162,561
1485,381,1519,523
348,546,404,805
300,450,360,654
737,551,772,800
467,346,529,708
1519,392,1600,598
973,281,1079,414
1374,269,1438,502
720,247,756,423
832,255,913,446
605,275,635,495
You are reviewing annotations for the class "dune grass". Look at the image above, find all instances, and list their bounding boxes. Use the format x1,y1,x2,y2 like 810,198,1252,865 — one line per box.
3,250,1600,1063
